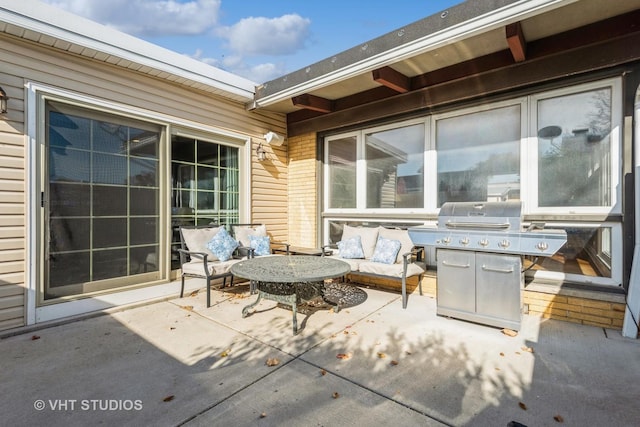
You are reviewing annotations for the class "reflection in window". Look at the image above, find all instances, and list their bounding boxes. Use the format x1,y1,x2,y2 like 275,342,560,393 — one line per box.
436,105,521,207
327,136,357,208
537,88,612,207
365,124,424,208
171,136,240,269
526,226,612,279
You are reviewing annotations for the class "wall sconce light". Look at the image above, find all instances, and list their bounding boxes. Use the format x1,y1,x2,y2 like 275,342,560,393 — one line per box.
263,131,285,146
256,143,266,161
0,87,8,114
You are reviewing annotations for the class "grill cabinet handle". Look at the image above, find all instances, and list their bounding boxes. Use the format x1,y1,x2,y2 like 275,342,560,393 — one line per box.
445,221,511,230
442,260,470,269
481,264,514,274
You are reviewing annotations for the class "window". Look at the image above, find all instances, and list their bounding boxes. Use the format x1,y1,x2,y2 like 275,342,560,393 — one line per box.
326,135,357,209
535,87,614,209
366,123,425,208
170,135,240,269
325,121,426,212
322,78,622,286
436,104,521,206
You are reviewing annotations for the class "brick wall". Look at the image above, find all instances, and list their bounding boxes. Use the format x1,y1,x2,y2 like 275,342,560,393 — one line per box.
287,133,318,247
348,273,626,330
523,290,626,329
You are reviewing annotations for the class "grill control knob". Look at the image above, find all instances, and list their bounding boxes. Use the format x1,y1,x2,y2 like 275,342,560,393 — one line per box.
536,241,549,251
459,237,470,246
441,237,451,245
478,238,490,247
499,239,510,249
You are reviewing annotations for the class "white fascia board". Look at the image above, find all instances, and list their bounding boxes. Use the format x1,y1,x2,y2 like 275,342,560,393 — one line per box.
0,0,256,100
255,0,579,107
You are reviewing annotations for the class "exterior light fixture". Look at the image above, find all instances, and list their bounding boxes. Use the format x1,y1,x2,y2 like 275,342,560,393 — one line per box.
0,86,7,114
256,143,266,161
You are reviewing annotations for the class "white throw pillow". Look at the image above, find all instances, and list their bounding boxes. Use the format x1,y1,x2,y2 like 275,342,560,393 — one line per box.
181,226,222,261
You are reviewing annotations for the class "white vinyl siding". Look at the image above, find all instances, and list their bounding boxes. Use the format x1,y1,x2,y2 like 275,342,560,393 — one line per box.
0,34,287,329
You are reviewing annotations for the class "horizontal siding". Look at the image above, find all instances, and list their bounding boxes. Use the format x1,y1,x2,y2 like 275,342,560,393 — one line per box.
0,33,287,331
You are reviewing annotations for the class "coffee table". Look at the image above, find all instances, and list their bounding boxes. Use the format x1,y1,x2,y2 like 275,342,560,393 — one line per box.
231,255,351,334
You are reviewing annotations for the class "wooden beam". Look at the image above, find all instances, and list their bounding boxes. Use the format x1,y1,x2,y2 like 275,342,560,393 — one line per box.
506,22,526,62
372,66,410,93
288,31,640,136
291,93,334,113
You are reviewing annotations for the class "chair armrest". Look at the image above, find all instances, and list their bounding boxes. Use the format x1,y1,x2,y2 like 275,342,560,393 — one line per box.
270,241,291,254
177,248,211,267
401,246,425,265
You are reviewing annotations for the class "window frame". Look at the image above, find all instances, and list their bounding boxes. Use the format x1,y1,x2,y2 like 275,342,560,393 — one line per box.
527,77,622,216
321,77,623,288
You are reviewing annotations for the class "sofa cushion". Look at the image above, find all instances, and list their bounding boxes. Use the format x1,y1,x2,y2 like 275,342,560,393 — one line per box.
206,228,239,261
378,227,415,264
233,224,267,247
371,236,402,264
358,260,425,278
327,254,362,272
181,258,240,276
337,235,365,259
181,226,222,261
342,225,379,259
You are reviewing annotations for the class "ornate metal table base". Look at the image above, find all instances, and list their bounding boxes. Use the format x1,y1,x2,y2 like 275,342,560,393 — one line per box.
241,281,369,335
242,281,325,334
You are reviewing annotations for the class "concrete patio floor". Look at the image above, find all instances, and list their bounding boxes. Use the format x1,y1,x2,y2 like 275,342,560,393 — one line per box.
1,280,639,427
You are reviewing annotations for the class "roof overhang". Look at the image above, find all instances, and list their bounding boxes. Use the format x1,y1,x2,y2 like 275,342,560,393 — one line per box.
0,0,257,102
252,0,640,115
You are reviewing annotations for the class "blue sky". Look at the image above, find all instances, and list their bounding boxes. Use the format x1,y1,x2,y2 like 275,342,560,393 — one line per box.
42,0,462,83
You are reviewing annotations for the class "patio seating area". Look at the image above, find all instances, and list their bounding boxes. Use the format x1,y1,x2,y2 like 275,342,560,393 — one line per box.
1,279,639,426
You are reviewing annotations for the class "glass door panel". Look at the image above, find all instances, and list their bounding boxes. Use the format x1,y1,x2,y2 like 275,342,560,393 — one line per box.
45,103,161,300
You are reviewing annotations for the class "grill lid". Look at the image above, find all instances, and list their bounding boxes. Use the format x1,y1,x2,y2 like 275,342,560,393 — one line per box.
438,200,522,231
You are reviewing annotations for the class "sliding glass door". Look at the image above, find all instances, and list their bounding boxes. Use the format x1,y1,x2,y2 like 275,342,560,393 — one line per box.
44,102,161,300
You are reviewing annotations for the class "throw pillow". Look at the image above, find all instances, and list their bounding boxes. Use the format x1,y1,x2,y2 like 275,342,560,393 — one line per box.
371,236,402,264
337,235,365,259
342,225,379,259
378,227,414,264
249,235,271,256
206,227,239,262
181,226,222,261
233,224,267,247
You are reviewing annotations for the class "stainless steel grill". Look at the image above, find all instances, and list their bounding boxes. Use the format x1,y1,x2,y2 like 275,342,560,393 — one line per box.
409,200,567,256
409,201,567,330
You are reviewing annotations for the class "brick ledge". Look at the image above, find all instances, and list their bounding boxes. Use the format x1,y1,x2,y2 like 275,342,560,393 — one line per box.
525,280,626,304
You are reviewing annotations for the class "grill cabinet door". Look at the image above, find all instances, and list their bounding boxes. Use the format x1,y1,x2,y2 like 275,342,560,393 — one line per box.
475,253,522,324
437,249,476,314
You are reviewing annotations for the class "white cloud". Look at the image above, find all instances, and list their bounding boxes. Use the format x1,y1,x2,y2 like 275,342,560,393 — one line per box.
42,1,310,82
187,50,286,82
43,0,221,36
219,14,311,56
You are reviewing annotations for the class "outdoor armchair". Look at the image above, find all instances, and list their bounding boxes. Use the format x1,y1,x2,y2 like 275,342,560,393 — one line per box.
178,225,248,307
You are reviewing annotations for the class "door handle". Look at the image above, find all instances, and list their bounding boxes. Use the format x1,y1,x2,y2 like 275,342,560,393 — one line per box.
481,265,514,274
442,260,470,268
